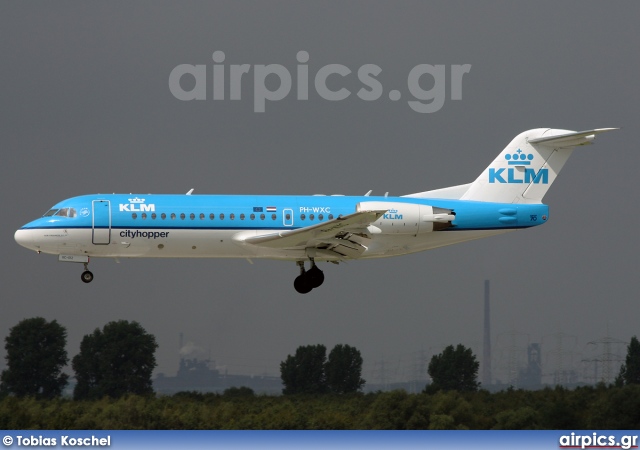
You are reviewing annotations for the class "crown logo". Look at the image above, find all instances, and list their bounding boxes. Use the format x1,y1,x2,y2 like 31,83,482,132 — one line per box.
388,209,398,213
504,149,534,165
128,197,146,203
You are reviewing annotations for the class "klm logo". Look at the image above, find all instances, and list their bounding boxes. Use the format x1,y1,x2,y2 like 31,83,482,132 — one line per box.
384,209,403,220
489,168,548,184
119,197,156,212
488,151,548,184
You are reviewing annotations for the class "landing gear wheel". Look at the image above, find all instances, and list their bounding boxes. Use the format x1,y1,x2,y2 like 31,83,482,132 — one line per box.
81,270,94,283
294,273,313,294
307,265,324,288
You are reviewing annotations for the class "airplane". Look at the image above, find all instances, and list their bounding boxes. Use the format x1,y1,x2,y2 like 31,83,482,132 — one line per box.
15,127,617,293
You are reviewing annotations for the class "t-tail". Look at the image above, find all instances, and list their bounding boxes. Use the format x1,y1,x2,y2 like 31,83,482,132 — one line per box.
460,128,618,204
408,128,618,203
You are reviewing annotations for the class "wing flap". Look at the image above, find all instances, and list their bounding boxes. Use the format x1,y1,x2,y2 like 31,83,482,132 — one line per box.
322,241,366,258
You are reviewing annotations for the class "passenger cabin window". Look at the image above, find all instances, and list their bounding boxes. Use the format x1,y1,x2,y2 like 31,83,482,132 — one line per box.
209,213,214,220
200,213,205,220
161,213,167,220
240,213,245,220
180,213,186,220
141,213,147,220
190,213,195,220
171,213,176,220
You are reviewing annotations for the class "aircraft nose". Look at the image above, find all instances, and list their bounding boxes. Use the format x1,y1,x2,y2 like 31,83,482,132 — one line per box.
14,228,34,250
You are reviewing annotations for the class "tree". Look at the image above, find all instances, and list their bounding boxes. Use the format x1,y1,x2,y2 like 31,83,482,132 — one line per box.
617,336,640,386
72,320,158,400
0,317,68,399
223,386,255,399
280,344,366,395
426,344,479,393
325,344,365,394
280,344,328,395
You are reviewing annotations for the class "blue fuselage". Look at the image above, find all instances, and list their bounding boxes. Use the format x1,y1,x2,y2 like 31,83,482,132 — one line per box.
19,193,549,234
15,193,549,263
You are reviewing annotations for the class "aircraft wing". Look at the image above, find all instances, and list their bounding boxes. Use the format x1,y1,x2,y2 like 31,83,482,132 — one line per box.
240,209,387,259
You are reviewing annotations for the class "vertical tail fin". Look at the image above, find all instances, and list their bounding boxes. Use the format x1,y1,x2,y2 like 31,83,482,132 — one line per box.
460,128,618,203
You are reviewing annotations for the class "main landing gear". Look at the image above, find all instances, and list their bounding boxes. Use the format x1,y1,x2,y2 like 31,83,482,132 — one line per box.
81,262,94,283
294,259,324,294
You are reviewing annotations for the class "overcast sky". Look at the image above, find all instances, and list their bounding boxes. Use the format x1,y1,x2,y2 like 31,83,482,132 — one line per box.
1,1,638,386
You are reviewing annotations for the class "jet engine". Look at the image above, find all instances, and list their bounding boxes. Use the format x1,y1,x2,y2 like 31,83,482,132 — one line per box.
356,201,455,235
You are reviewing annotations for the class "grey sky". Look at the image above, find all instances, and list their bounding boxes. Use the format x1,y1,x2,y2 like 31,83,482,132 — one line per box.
1,1,638,385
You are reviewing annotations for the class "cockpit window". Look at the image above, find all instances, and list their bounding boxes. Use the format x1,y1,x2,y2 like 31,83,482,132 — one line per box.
43,209,59,217
53,208,77,218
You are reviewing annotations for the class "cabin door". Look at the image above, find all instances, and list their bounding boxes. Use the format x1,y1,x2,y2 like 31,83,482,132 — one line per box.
92,200,111,244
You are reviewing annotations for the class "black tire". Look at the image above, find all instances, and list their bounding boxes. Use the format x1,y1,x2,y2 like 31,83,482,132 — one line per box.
307,266,325,288
81,270,94,283
294,274,313,294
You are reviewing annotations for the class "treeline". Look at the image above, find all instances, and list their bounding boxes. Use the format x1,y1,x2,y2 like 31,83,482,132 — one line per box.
0,318,157,401
1,384,639,429
2,318,639,429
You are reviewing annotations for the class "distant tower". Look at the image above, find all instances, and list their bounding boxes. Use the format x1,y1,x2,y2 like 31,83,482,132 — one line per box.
482,280,492,387
586,336,627,384
518,343,542,387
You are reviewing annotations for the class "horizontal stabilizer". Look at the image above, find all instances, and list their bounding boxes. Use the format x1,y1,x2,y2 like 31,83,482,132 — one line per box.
528,128,619,147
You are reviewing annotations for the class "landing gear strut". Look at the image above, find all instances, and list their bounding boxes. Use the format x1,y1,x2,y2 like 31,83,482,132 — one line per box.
293,258,324,294
81,262,94,283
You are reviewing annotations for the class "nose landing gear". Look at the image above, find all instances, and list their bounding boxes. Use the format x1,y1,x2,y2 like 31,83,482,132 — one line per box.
294,259,324,294
81,262,94,284
58,255,94,283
